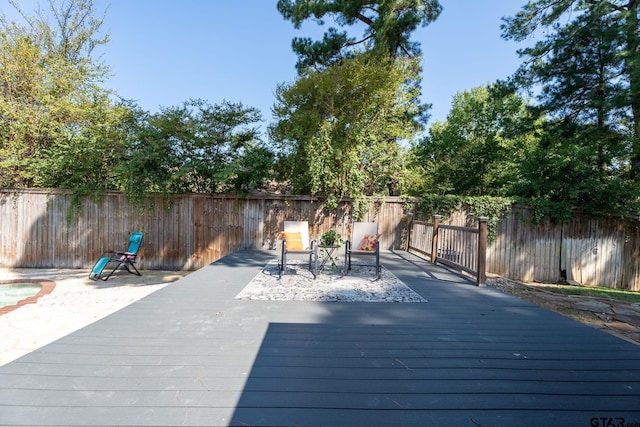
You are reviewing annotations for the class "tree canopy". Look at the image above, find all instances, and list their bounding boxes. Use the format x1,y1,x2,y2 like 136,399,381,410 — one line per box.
277,0,442,72
502,0,640,181
514,119,633,216
118,99,269,196
414,83,540,197
270,53,422,213
271,0,442,217
0,0,121,190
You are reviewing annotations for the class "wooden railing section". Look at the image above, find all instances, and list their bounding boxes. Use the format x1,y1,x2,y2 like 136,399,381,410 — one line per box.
407,215,488,286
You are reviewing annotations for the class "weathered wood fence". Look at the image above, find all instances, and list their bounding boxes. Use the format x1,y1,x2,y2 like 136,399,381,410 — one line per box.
407,207,640,291
0,189,410,271
1,189,639,291
489,206,640,291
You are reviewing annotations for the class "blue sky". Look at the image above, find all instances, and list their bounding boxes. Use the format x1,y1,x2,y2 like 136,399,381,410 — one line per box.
3,0,528,133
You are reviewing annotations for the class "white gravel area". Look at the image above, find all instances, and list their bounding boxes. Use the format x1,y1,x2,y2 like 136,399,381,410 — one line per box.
236,260,427,303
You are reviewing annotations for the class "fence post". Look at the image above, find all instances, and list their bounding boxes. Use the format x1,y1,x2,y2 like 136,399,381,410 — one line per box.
477,217,488,286
431,215,441,264
405,213,413,251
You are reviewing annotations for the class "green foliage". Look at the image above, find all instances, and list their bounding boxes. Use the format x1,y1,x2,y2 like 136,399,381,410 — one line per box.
414,193,597,233
0,0,124,194
514,120,639,219
501,0,640,181
277,0,442,72
416,194,513,222
415,10,640,219
319,229,343,246
118,99,269,196
270,53,423,213
514,198,574,225
414,82,540,197
501,0,640,217
36,102,133,191
227,144,275,193
414,194,514,241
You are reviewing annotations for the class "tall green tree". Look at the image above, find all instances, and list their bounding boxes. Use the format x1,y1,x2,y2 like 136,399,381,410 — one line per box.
270,53,422,213
277,0,442,72
274,0,439,214
119,99,270,195
515,120,633,215
0,0,124,190
501,0,640,181
416,83,539,196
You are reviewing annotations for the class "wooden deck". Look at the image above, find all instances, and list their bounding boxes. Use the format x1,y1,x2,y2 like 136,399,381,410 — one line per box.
1,250,639,427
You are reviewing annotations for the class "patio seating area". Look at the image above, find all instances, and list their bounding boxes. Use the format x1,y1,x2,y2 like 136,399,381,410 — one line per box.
1,250,639,426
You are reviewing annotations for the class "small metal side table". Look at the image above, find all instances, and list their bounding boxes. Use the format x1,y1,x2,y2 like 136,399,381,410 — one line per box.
317,245,341,273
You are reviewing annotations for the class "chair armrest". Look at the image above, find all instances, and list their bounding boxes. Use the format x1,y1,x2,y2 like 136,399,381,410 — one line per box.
102,250,137,260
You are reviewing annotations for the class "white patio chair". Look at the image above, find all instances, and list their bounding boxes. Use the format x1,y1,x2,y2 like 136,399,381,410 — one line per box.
279,221,317,277
344,222,381,279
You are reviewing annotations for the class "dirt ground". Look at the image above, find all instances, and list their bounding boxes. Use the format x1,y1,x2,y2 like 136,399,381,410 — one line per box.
486,276,640,345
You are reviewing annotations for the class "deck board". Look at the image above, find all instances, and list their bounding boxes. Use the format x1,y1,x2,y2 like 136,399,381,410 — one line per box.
1,250,639,427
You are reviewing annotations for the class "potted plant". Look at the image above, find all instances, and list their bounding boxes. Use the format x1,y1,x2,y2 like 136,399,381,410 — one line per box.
319,230,343,247
317,230,344,273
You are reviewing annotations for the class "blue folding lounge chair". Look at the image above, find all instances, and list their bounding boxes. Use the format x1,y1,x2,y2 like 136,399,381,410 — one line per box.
89,232,143,281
